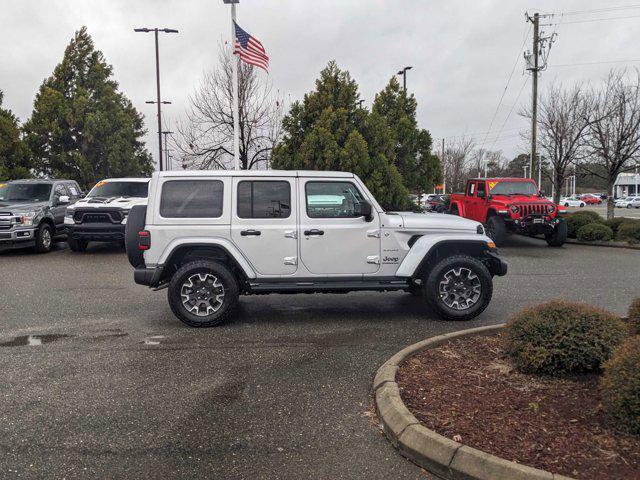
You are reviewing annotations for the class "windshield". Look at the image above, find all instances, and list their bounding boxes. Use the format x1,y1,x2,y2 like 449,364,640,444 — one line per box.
87,181,148,198
489,181,538,196
0,183,52,202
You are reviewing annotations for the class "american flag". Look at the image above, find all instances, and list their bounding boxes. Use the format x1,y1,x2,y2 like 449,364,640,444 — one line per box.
233,22,269,72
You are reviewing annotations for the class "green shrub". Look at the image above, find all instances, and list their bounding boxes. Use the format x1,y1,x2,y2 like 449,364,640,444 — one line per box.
604,217,630,235
616,221,640,244
566,214,599,238
629,299,640,335
506,300,627,375
601,337,640,434
576,223,613,242
570,210,602,222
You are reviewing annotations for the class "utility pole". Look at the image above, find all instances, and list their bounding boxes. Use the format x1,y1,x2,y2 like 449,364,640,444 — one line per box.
223,0,241,170
538,155,542,189
525,13,555,181
135,27,179,171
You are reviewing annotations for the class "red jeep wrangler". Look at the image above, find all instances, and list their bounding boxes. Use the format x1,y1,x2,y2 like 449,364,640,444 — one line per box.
449,178,567,247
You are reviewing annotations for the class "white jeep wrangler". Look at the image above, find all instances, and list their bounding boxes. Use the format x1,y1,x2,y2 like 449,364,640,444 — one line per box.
125,170,507,327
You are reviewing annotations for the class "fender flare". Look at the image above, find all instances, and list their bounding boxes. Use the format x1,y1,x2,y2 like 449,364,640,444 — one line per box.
395,234,495,278
158,237,257,279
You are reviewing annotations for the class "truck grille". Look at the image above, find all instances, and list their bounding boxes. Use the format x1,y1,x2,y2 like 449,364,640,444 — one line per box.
0,212,13,230
73,209,123,224
517,204,552,216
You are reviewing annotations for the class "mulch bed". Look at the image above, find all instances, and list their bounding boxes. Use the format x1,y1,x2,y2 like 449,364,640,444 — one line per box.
396,333,640,480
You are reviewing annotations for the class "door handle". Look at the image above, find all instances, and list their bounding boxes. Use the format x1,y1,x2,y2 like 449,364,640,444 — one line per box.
240,229,261,236
303,229,324,236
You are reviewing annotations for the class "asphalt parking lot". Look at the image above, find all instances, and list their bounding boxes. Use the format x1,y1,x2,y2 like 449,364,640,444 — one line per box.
1,237,639,479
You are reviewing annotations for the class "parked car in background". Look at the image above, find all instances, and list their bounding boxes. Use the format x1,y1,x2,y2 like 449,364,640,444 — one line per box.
578,194,602,205
0,179,82,253
560,196,586,207
449,177,566,247
424,194,449,213
615,196,640,208
64,177,150,252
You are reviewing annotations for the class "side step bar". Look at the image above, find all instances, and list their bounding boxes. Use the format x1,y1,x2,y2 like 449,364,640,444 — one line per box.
247,278,410,294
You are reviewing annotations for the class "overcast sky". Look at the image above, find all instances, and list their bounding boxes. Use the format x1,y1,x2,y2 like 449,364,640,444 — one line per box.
3,0,640,168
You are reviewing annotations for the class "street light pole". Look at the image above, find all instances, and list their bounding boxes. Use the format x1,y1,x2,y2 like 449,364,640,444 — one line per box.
134,27,178,171
396,66,412,94
223,0,241,170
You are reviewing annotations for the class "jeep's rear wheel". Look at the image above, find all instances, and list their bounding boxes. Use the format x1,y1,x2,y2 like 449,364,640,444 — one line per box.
168,260,239,327
545,220,567,247
485,215,507,247
424,255,493,321
67,237,88,252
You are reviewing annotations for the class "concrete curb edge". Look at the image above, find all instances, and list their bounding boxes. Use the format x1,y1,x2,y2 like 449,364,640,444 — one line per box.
373,323,575,480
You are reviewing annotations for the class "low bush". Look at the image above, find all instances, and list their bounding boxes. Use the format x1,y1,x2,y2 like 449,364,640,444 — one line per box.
570,210,602,222
506,300,627,375
576,223,613,242
616,221,640,244
629,298,640,335
601,337,640,434
604,217,630,235
566,213,599,238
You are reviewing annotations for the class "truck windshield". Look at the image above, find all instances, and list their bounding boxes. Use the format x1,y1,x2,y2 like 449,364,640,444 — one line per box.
489,181,538,196
0,183,52,202
87,181,148,198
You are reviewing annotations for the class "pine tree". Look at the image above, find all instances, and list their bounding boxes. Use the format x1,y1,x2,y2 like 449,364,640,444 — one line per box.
372,77,442,196
271,61,409,209
0,90,32,179
23,27,152,188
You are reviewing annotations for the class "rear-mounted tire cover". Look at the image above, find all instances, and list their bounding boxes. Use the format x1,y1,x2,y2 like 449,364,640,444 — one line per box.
125,205,147,268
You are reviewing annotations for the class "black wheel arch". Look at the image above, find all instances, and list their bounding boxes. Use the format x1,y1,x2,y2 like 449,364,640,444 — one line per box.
413,240,498,280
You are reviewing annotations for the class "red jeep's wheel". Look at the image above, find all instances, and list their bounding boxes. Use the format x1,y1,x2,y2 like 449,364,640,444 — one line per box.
545,220,567,247
485,216,507,247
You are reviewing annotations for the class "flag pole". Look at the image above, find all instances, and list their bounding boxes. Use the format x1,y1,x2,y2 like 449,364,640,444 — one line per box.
231,2,240,170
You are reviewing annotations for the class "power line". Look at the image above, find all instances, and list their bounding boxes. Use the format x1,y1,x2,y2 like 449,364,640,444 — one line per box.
478,23,531,152
549,59,640,67
555,4,640,16
488,76,530,152
542,14,640,26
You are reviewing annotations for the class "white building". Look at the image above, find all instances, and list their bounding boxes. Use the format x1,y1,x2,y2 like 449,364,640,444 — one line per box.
614,172,640,198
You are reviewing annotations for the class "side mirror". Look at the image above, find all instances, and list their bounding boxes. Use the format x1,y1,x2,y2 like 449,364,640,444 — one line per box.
58,195,70,205
355,200,374,222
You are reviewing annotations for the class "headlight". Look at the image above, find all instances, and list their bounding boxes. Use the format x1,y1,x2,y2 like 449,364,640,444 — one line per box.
120,209,130,225
18,211,38,226
548,205,555,213
65,207,75,218
510,205,519,214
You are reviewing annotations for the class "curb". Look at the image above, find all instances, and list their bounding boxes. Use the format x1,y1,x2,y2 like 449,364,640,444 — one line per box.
374,324,575,480
565,238,640,250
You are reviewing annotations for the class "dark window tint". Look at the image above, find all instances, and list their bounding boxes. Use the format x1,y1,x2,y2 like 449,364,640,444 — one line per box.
66,182,81,199
0,183,52,202
305,181,364,218
160,180,224,218
54,184,68,199
477,181,486,197
237,181,291,218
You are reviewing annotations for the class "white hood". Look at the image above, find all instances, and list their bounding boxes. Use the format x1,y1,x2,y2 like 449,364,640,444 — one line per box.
72,196,148,210
386,211,481,232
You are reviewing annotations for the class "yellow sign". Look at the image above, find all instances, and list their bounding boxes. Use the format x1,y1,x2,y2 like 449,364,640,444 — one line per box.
0,183,6,188
94,180,107,188
488,181,498,190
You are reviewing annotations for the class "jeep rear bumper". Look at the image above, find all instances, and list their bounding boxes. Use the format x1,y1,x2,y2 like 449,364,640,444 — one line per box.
134,266,164,287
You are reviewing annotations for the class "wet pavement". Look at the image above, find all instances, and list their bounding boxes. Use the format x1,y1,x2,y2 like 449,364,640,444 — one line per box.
0,237,638,479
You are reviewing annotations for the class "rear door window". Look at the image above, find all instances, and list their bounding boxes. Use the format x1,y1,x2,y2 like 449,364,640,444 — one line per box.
160,180,224,218
237,181,291,218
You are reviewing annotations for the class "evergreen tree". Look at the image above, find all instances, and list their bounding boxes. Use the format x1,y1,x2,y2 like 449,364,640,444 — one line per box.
24,27,152,188
271,61,409,209
372,77,442,195
0,90,32,179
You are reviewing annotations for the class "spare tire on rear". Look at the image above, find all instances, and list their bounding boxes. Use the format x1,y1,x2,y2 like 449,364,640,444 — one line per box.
125,205,147,268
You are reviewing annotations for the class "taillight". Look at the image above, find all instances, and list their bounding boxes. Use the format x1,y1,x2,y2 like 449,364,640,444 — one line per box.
138,230,150,250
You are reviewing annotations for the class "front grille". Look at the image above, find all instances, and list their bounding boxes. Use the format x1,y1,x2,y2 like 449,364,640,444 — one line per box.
73,209,123,224
517,204,552,217
0,212,13,230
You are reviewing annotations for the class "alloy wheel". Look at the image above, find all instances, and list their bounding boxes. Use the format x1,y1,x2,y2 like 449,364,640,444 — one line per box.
180,273,225,316
438,267,481,310
42,228,52,249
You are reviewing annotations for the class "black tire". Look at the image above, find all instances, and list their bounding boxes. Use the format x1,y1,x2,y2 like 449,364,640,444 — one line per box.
125,205,147,267
67,237,88,252
168,260,239,328
33,223,53,253
424,254,493,321
545,220,567,247
485,215,507,247
448,205,459,216
564,203,570,207
627,204,632,209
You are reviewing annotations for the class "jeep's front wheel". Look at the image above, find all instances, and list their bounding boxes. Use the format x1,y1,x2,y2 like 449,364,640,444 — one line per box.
485,215,507,246
424,255,493,321
168,260,239,327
